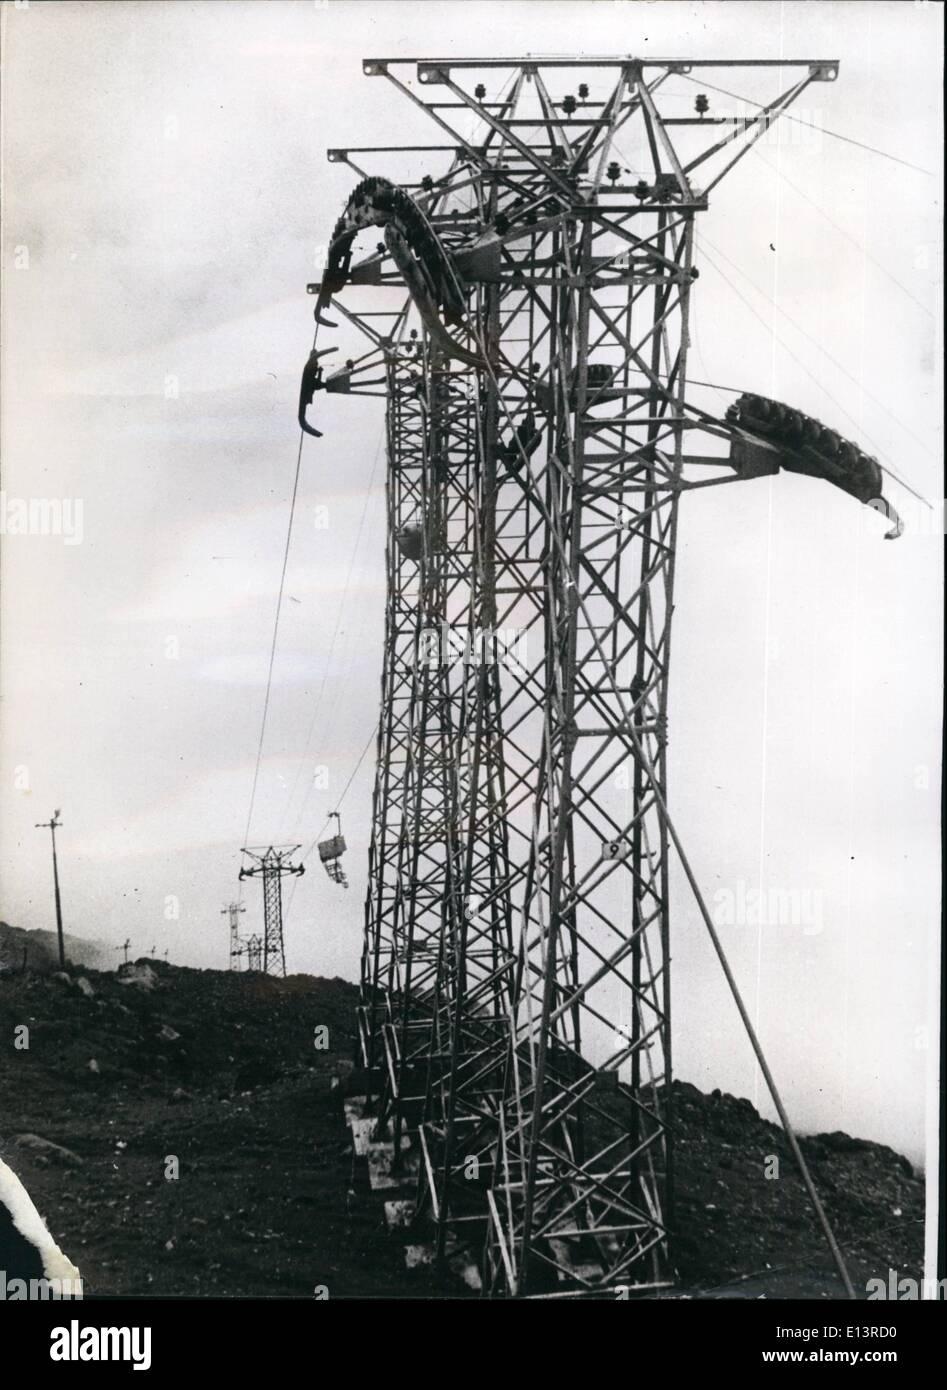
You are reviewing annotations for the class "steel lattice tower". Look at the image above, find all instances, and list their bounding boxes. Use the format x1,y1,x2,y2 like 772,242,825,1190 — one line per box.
238,847,304,978
301,55,896,1298
222,900,246,970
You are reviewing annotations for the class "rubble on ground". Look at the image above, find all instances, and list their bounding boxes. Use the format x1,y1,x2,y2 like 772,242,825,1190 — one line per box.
0,958,924,1298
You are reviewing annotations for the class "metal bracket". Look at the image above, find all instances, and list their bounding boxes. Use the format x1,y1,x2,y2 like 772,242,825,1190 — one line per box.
298,347,337,438
417,64,450,86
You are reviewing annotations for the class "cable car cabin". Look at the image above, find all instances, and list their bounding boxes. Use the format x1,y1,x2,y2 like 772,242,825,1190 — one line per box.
725,392,903,537
318,833,348,888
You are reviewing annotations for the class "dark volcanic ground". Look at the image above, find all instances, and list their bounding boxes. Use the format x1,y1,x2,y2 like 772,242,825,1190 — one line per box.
0,954,924,1299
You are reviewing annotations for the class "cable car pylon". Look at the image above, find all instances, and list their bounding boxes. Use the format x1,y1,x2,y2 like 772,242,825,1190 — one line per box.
238,846,304,978
301,55,900,1298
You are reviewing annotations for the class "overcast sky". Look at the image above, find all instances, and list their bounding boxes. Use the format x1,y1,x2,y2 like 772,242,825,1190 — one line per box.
1,0,942,1168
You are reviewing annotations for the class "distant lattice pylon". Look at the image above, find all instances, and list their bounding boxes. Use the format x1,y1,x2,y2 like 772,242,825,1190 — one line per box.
238,847,304,977
221,900,247,970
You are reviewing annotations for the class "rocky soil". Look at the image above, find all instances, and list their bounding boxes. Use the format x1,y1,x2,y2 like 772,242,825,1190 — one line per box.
0,948,924,1299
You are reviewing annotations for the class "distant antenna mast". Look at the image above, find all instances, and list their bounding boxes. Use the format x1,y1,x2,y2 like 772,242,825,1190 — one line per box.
238,847,304,977
34,810,65,969
221,900,247,970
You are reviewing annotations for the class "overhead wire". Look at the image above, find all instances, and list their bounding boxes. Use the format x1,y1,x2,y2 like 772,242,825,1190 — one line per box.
746,143,934,320
304,729,375,863
613,113,938,496
276,420,387,839
699,244,933,508
700,232,938,465
237,325,317,899
678,72,934,177
282,724,376,922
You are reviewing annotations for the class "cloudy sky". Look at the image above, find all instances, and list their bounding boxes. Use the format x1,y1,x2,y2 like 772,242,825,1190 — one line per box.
1,1,942,1170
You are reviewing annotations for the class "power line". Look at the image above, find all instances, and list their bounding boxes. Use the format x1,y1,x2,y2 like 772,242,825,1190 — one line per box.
304,727,375,862
239,329,317,891
699,245,933,508
747,143,934,319
277,422,386,839
619,93,935,314
240,428,306,848
613,131,936,502
701,231,938,463
680,73,933,176
282,725,376,924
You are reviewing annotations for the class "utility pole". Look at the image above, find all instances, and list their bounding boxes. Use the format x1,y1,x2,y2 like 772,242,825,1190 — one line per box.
115,938,131,967
245,934,262,973
221,900,246,970
238,847,304,978
34,810,65,969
